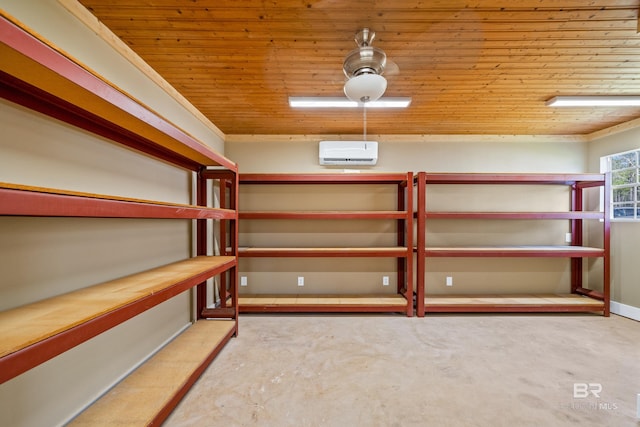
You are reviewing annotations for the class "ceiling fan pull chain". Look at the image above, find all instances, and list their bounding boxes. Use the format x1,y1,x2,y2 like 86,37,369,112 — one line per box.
363,104,367,141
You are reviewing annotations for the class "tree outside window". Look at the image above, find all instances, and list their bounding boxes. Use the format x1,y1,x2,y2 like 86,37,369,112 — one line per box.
605,149,640,220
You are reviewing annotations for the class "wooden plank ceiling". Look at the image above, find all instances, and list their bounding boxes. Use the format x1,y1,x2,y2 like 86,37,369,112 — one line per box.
77,0,640,137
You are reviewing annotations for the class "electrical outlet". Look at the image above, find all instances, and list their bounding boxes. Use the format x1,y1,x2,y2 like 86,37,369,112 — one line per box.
382,276,389,286
240,276,248,287
565,232,572,243
297,276,304,287
446,276,453,287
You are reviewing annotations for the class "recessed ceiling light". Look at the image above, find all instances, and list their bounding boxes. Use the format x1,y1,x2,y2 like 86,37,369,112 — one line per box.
546,96,640,107
288,97,411,108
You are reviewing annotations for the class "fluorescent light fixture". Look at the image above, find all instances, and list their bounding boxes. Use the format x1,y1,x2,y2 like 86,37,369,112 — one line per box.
289,97,411,108
547,96,640,107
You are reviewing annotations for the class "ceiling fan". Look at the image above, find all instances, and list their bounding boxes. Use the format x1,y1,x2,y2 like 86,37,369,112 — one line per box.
289,28,411,108
343,27,389,102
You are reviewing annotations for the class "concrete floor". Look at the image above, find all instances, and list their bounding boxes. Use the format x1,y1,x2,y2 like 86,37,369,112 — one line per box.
165,314,640,427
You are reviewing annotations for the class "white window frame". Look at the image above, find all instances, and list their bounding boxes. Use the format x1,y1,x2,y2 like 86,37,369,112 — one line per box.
600,148,640,221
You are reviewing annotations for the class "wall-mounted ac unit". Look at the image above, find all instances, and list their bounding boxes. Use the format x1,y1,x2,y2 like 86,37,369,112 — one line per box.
319,141,378,166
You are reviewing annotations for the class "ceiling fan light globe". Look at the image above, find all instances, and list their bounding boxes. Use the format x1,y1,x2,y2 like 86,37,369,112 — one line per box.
344,73,387,103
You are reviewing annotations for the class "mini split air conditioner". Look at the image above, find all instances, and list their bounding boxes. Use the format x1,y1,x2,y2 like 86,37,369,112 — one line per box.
319,141,378,166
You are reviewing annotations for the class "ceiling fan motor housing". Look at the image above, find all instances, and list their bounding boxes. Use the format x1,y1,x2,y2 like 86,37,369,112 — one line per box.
343,46,387,77
343,28,387,78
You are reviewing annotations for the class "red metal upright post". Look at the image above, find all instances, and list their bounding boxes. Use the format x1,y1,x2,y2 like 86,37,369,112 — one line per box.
196,170,209,319
218,178,228,308
570,183,584,294
602,172,611,316
398,172,414,316
415,173,426,316
230,173,240,326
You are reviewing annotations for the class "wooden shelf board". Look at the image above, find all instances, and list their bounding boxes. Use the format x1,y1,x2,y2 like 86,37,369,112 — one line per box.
0,256,235,383
239,247,409,257
424,294,605,312
241,294,406,305
0,183,236,219
240,210,407,220
0,256,235,357
68,319,236,426
239,294,408,312
423,245,604,257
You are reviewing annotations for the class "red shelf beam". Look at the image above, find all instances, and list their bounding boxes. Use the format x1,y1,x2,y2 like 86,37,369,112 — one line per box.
240,173,410,185
239,247,409,257
240,210,408,220
420,173,605,185
0,186,236,219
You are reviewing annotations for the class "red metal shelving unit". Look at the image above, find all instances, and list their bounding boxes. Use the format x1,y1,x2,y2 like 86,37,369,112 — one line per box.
237,172,414,316
414,172,610,317
0,15,238,423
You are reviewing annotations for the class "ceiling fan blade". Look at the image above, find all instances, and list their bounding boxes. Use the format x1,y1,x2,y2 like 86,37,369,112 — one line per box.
384,59,400,77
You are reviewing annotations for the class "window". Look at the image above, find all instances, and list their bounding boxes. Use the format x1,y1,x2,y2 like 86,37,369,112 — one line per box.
601,148,640,220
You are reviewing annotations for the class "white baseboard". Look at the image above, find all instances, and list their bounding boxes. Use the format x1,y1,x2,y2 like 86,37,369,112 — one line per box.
610,301,640,321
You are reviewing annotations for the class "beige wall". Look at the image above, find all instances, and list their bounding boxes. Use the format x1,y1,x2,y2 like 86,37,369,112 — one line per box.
588,127,640,309
227,138,586,174
0,2,225,426
228,138,591,296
